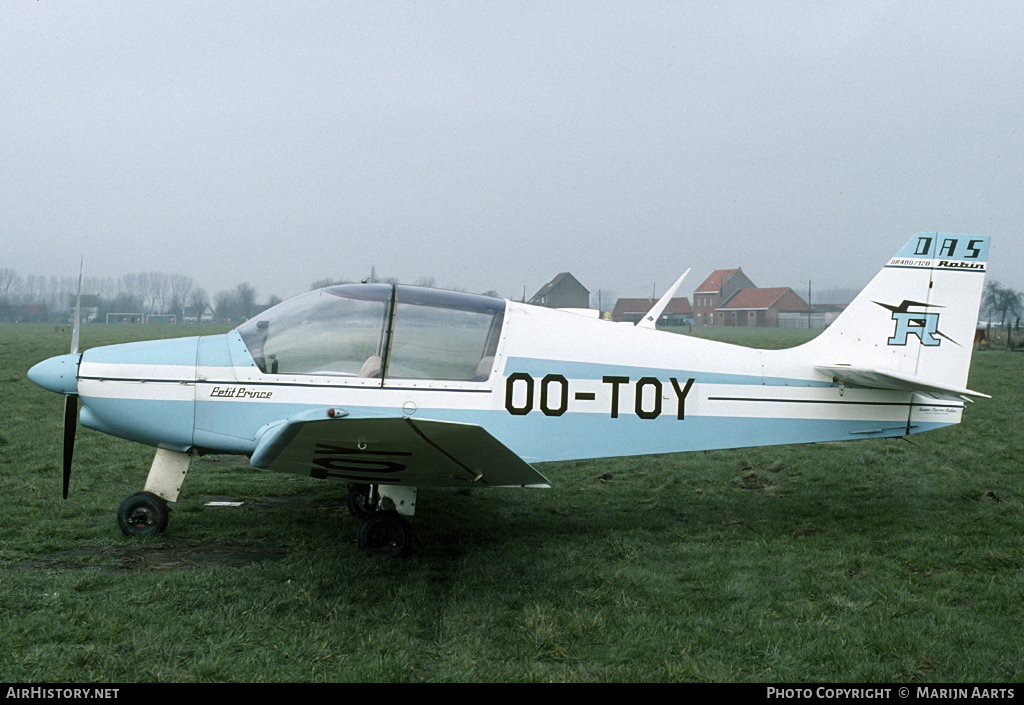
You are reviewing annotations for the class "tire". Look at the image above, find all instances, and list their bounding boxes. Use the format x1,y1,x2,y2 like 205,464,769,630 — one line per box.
117,491,170,537
357,510,411,557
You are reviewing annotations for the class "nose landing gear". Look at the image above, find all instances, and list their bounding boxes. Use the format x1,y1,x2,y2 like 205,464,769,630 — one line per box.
116,447,191,537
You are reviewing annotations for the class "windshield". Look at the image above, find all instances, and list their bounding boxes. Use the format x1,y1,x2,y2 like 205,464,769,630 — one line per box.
237,284,506,381
238,285,390,376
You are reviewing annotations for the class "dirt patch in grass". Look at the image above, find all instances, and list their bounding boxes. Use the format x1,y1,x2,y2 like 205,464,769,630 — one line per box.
13,540,291,572
5,494,357,572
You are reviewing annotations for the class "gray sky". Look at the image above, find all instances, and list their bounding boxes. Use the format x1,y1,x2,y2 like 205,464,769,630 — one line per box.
3,1,1022,304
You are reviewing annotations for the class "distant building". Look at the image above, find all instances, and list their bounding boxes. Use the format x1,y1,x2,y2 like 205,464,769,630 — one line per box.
529,273,590,309
611,297,692,326
806,303,847,329
183,304,215,323
716,287,810,327
7,304,48,323
692,268,757,326
67,294,101,323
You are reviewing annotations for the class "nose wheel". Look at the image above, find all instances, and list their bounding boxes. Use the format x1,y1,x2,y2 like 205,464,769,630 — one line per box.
117,491,170,537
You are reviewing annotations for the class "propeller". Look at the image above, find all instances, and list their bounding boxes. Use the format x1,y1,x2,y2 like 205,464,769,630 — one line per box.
62,394,77,499
62,260,83,500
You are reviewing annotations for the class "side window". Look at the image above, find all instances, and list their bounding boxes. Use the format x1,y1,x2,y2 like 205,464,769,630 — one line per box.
387,304,503,381
385,288,505,381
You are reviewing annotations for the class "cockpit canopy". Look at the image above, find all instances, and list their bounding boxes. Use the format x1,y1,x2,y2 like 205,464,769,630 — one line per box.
237,284,506,382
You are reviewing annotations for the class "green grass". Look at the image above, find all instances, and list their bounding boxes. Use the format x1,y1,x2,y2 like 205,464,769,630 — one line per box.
1,323,1022,682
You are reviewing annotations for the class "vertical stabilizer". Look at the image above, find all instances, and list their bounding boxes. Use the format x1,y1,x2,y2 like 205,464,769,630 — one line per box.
805,233,989,393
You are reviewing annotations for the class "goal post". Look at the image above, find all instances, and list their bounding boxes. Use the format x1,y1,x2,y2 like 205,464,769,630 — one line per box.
145,314,178,324
106,312,144,324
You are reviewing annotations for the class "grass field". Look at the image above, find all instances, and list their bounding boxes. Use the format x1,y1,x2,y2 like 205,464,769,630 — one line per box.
1,322,1022,682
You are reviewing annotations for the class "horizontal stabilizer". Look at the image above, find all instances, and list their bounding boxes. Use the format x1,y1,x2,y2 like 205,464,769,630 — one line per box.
815,365,989,401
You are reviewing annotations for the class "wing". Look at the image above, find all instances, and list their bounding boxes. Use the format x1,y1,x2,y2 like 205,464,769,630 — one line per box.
249,412,550,488
815,365,990,402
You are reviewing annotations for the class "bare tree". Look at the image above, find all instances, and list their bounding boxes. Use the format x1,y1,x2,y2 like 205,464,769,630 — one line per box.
23,275,46,305
140,272,169,313
0,268,23,302
213,290,235,322
167,274,194,316
45,275,61,313
118,273,144,310
235,282,258,320
983,280,1023,329
188,287,210,314
58,275,79,314
84,276,115,302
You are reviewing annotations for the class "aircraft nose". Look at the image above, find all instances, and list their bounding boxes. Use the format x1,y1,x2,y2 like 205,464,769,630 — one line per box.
28,353,81,395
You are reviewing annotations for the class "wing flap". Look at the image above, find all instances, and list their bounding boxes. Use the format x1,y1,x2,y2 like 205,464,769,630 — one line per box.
250,413,550,488
815,365,989,401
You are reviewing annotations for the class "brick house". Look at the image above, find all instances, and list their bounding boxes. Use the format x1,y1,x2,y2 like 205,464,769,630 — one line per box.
529,273,590,309
611,297,692,326
716,287,810,327
692,268,757,326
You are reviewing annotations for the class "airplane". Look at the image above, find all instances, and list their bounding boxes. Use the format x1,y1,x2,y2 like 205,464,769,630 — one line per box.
28,233,990,556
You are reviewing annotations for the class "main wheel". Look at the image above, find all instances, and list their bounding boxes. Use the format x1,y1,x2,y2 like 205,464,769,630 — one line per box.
117,491,170,537
357,510,411,557
346,483,374,519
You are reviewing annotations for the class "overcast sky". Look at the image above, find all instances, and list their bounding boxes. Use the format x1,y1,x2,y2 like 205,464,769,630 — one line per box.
3,1,1021,305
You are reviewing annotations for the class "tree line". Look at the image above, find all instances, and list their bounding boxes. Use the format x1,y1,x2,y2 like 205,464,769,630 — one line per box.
0,268,279,323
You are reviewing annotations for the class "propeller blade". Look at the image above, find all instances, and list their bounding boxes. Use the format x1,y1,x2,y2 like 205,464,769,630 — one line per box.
63,259,83,499
62,394,77,500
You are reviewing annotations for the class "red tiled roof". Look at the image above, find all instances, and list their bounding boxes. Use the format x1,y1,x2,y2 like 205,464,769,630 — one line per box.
612,297,691,316
694,269,740,293
720,287,807,311
615,297,691,313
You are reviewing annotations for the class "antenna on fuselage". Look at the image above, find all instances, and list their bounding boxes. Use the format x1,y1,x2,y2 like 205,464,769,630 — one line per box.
637,269,690,330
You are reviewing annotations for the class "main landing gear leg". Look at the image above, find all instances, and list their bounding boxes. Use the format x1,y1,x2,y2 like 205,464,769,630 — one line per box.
348,484,416,557
117,448,192,537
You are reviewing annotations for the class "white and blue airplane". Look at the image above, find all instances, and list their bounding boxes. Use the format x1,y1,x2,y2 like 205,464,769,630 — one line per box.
29,233,990,556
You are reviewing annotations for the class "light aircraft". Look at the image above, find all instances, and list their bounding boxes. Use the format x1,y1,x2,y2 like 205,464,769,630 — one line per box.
29,233,990,556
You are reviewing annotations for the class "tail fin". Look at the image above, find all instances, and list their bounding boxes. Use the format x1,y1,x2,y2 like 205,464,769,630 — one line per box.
806,233,989,400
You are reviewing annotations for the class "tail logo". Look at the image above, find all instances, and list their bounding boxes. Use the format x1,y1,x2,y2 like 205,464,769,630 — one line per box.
875,300,958,347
